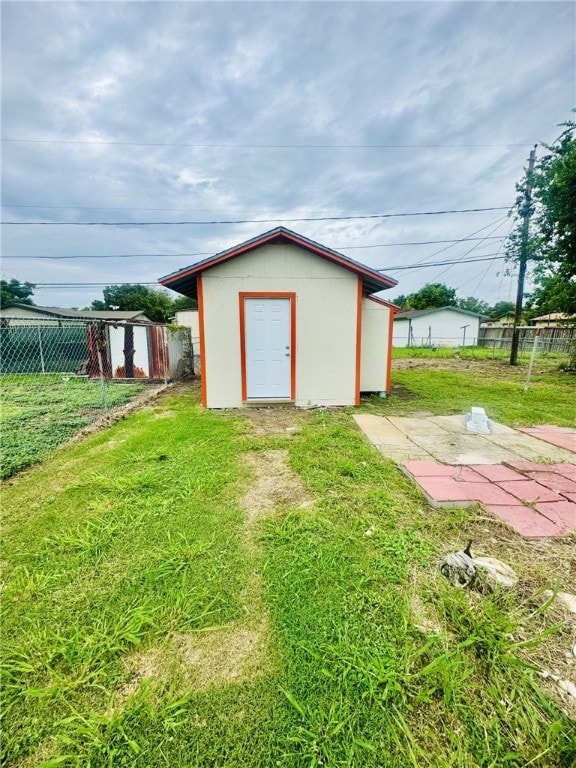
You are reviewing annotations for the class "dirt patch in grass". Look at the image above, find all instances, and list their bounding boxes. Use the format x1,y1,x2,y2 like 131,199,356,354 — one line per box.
241,449,311,526
393,357,523,376
115,438,312,705
239,406,305,436
119,625,270,701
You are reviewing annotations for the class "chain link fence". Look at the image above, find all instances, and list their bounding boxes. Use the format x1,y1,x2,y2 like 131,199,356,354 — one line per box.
0,318,192,478
398,327,574,363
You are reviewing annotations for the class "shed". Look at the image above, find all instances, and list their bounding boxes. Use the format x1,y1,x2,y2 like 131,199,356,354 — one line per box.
393,306,485,347
159,227,398,408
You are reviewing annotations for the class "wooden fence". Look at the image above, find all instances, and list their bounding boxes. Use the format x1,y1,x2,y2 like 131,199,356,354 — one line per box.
478,325,576,353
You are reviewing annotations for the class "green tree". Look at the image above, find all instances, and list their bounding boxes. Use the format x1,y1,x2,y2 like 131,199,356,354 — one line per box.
507,119,576,316
0,278,36,307
403,283,458,310
172,296,198,312
456,296,490,315
488,301,516,319
507,118,576,366
390,294,408,308
91,285,175,323
524,275,576,320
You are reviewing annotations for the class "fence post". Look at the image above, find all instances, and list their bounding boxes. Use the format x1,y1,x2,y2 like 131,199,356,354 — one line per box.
37,326,46,374
162,326,168,386
524,330,540,392
96,337,109,414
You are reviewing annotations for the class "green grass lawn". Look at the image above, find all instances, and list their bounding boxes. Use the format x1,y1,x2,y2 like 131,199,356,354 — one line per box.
0,375,145,478
1,365,575,767
381,352,575,427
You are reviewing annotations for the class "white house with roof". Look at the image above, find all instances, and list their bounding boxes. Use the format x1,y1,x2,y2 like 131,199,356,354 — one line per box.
393,306,486,347
0,304,152,325
160,227,398,408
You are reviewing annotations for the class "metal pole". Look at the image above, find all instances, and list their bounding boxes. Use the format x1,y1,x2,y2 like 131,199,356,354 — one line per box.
37,326,46,374
510,145,537,365
524,330,540,391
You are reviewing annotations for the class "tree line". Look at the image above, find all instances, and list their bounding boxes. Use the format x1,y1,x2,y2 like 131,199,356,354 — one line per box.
390,283,517,319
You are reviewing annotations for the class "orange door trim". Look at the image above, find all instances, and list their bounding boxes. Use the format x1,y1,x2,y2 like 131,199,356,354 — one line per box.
239,292,296,402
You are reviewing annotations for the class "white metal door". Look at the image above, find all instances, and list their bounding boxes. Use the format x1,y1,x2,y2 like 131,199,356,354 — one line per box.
245,298,291,399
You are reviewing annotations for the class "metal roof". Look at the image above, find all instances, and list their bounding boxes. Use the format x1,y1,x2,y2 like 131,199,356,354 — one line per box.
394,306,488,320
158,226,397,299
1,304,151,321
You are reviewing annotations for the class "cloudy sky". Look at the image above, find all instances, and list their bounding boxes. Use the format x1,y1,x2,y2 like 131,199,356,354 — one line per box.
2,0,574,310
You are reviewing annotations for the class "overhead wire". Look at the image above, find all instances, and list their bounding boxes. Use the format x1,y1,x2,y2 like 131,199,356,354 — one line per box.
454,220,516,296
1,236,508,260
423,219,511,284
1,137,533,149
1,206,512,226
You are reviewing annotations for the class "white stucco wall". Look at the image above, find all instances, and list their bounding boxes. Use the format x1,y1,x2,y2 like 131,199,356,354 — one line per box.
360,298,392,392
393,310,481,347
200,243,360,408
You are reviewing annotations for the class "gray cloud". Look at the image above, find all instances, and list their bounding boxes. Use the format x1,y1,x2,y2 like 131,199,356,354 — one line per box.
1,1,574,309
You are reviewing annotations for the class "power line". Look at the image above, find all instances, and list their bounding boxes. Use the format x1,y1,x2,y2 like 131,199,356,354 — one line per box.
24,254,508,288
1,236,508,260
1,137,532,149
379,215,510,275
424,219,510,284
2,206,512,226
383,254,506,271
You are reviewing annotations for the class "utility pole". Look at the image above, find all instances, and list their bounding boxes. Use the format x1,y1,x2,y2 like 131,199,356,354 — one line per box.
510,145,537,365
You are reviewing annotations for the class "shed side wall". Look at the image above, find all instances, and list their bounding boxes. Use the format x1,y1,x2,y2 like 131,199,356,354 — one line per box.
360,298,392,392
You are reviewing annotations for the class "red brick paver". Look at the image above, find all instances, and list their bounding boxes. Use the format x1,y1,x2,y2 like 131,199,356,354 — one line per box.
517,426,576,452
468,464,526,482
401,458,576,538
486,505,567,538
495,480,564,504
525,471,576,495
534,501,576,534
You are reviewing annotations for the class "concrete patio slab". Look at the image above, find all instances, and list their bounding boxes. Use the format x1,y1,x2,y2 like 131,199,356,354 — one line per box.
429,415,518,435
407,432,517,465
354,413,576,538
485,432,574,463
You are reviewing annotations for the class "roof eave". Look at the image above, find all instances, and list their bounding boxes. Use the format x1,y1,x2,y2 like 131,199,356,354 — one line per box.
159,227,397,297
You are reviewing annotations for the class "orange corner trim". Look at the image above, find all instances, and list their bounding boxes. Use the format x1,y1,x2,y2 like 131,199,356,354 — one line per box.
355,279,363,406
197,275,207,407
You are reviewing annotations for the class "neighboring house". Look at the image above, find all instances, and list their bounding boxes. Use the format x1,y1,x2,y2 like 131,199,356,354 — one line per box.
159,226,398,408
393,306,485,347
0,304,152,325
482,312,516,327
530,313,576,327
